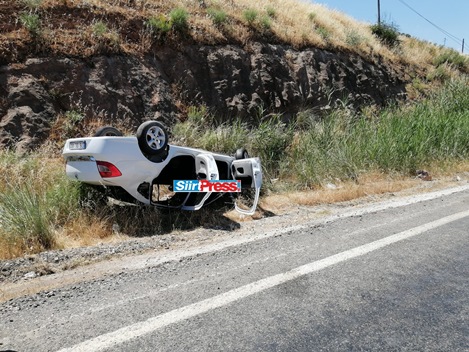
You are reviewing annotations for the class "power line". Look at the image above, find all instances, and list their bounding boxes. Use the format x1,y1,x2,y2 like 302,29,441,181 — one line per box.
395,0,463,47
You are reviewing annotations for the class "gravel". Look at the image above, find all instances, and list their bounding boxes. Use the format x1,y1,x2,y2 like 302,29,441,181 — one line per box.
0,234,181,284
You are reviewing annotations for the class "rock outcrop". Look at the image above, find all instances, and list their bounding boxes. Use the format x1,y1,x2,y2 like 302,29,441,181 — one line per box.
0,42,407,150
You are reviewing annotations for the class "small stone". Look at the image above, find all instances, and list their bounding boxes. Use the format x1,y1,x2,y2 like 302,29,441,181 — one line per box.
24,271,37,279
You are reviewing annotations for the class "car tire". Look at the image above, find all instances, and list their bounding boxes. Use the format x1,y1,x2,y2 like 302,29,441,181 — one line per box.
235,148,249,160
136,120,169,156
94,126,123,137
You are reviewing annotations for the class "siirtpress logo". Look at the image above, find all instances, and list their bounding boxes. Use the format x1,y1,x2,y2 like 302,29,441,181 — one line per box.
173,180,241,193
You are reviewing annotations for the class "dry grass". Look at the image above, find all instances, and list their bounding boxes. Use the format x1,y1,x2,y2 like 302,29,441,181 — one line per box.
259,172,417,211
54,214,117,249
2,0,464,73
258,167,469,216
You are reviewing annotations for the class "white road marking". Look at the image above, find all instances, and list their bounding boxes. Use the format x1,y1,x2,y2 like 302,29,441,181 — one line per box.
58,209,469,352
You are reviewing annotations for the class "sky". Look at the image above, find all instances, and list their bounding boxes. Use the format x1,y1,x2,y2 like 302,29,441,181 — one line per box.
310,0,467,52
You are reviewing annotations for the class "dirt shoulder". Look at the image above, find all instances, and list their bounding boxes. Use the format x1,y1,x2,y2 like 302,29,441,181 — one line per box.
1,176,468,303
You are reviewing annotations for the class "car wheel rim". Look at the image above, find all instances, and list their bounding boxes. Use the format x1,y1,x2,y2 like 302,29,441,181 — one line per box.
146,126,165,150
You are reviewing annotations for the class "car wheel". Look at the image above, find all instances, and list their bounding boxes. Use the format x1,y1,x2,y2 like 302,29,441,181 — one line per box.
94,126,123,137
235,148,249,160
136,120,169,155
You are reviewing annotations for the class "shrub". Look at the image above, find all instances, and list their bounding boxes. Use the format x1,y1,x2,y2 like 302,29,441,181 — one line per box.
371,22,400,47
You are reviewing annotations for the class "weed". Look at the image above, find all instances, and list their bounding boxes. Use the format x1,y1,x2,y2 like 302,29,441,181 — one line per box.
0,148,84,258
286,77,469,186
187,105,210,125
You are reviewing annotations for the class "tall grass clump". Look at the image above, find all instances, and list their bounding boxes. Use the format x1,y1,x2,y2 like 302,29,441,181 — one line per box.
169,8,189,32
147,15,172,37
0,185,55,253
251,117,293,179
173,108,249,154
19,12,42,38
207,7,229,26
0,149,82,258
243,8,258,26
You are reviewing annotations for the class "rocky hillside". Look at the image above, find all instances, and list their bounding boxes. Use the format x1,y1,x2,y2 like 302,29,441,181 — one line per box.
0,0,461,151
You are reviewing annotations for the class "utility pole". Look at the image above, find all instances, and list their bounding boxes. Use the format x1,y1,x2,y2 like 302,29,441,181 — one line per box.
462,39,465,54
377,0,381,24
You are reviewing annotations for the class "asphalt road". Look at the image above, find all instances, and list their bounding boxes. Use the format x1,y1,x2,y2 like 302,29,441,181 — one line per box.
1,187,468,352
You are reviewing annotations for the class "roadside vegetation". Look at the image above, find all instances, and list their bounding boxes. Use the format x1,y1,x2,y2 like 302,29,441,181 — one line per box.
1,0,469,259
1,77,469,259
2,0,468,74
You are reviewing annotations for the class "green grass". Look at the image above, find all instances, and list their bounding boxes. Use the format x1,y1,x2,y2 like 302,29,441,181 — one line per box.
370,22,400,47
169,8,189,32
243,8,258,26
147,15,172,35
287,78,469,186
19,12,41,37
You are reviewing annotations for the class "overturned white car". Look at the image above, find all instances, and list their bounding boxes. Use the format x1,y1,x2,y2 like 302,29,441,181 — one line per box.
63,121,262,215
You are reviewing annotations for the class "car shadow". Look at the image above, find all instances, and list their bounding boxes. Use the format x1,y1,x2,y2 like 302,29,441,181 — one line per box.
106,200,242,237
